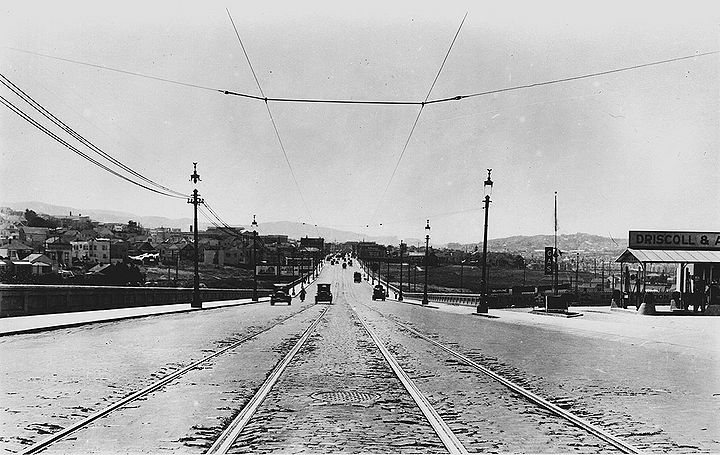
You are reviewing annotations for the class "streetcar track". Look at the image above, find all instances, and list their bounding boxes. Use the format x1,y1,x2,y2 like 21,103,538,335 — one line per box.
19,304,322,455
349,305,469,455
358,300,641,454
207,306,330,453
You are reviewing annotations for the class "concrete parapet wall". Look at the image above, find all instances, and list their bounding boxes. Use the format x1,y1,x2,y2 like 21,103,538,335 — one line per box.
401,291,536,308
0,284,270,317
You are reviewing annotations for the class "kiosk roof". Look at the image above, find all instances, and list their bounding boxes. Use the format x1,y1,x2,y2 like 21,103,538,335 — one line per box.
616,248,720,264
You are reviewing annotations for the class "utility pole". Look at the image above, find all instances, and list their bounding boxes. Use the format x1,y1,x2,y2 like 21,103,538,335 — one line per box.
188,163,203,308
575,252,579,294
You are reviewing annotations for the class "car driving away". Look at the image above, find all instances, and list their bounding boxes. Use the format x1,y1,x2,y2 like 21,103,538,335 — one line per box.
372,284,385,301
353,271,362,283
270,284,292,305
315,283,333,304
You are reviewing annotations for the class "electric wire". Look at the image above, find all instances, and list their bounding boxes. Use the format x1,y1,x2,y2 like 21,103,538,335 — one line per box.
425,50,720,104
226,9,320,238
9,46,715,107
0,73,188,198
368,12,468,224
6,47,220,93
0,94,185,198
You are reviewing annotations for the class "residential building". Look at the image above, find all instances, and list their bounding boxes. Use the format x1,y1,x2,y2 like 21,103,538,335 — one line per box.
0,240,34,261
70,240,91,263
89,238,111,264
45,237,72,269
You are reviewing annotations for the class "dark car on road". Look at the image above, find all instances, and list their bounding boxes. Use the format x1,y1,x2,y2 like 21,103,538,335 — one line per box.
353,271,362,283
315,283,333,304
372,285,386,301
270,285,292,305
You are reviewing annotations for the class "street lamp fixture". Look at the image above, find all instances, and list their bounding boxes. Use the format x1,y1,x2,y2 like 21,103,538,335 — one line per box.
477,169,493,314
251,214,258,302
422,219,430,306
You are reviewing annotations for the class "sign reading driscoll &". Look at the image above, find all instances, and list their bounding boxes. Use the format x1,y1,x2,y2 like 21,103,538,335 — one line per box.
629,231,720,250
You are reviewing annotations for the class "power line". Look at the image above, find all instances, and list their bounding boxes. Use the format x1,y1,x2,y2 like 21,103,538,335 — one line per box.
0,73,188,198
425,50,720,104
0,94,185,198
368,12,468,224
424,11,468,103
226,9,320,238
9,46,717,106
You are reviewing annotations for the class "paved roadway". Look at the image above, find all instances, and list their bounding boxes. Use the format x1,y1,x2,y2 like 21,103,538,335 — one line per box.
1,262,718,453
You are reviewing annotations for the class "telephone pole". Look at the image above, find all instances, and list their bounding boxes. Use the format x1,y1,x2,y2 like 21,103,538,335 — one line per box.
188,163,203,309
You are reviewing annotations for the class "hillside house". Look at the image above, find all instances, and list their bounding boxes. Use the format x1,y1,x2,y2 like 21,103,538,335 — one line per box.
0,240,34,261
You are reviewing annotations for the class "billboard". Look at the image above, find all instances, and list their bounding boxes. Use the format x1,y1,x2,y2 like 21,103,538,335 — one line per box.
279,266,300,276
256,265,277,275
629,231,720,251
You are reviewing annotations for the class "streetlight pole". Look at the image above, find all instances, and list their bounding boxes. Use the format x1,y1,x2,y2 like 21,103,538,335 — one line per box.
553,191,559,296
251,215,258,302
398,241,405,301
188,163,203,309
386,252,390,297
422,219,430,306
460,258,465,290
477,169,493,314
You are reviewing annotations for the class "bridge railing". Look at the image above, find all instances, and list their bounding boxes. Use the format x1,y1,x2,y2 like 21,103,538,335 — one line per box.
0,284,272,318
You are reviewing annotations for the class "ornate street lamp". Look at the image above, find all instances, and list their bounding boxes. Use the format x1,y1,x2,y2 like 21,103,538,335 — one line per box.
477,169,493,314
398,241,405,301
251,214,258,302
386,246,391,297
422,219,430,306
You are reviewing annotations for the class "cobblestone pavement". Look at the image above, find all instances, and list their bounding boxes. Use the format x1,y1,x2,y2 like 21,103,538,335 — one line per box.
350,299,618,452
362,282,720,452
3,262,718,453
227,265,445,453
0,285,321,453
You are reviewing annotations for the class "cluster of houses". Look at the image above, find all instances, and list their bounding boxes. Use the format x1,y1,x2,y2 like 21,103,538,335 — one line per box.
0,209,330,281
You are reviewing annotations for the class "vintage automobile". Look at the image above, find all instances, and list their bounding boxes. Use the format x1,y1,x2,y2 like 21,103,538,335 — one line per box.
270,284,292,305
315,283,333,304
372,284,386,301
353,271,362,283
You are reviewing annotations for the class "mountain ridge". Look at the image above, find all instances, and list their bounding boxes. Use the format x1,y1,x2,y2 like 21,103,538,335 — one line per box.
2,201,627,253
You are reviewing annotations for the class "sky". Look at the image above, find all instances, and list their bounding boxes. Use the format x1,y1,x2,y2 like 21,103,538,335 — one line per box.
1,0,718,245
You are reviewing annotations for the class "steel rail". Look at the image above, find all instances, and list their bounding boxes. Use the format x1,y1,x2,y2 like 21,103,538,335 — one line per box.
207,305,330,454
19,305,319,455
351,306,469,455
365,305,641,454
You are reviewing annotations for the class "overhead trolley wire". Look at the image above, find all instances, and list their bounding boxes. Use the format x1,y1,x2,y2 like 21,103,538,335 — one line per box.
226,8,320,238
8,46,718,106
368,12,468,225
424,49,720,104
0,73,188,199
0,94,185,199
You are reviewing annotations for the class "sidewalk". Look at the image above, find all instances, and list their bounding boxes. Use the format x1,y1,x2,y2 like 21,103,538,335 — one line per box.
0,297,268,336
387,296,720,361
0,268,328,337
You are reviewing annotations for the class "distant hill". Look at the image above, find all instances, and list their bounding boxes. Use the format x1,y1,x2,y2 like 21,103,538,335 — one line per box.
1,201,405,244
2,201,197,231
450,233,627,257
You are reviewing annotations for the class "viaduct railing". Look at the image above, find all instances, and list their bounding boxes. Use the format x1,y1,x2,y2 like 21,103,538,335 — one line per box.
0,264,325,318
0,284,271,318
